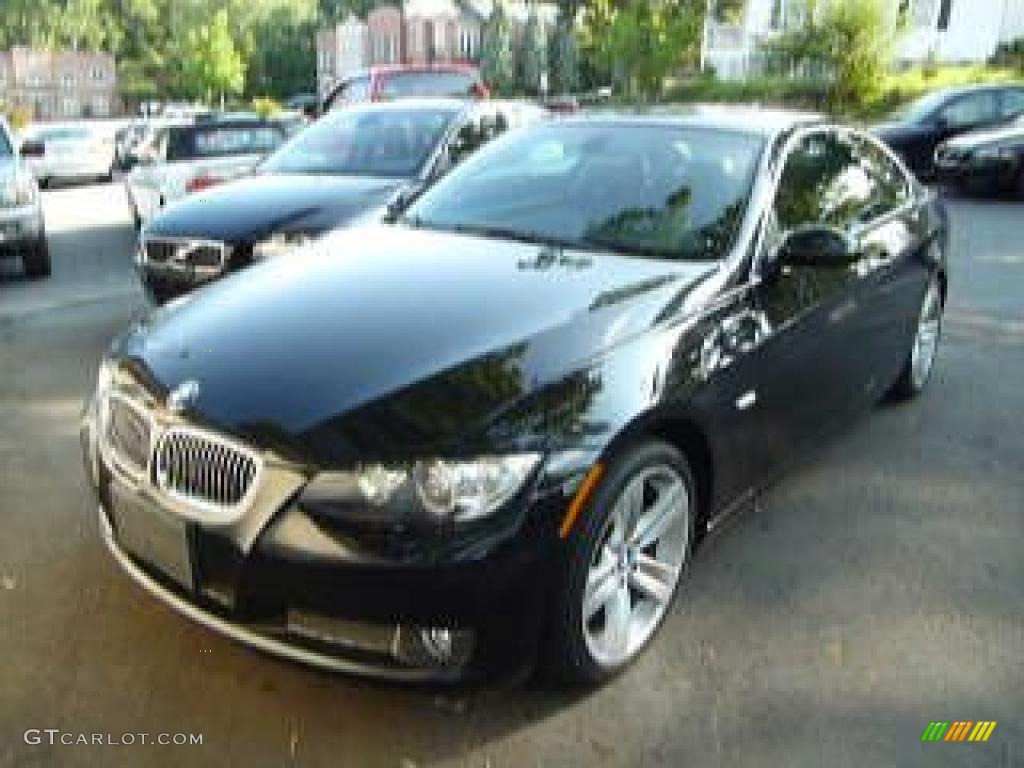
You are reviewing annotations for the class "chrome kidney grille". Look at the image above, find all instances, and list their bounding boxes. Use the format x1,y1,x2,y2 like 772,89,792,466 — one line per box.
154,428,259,510
105,395,152,477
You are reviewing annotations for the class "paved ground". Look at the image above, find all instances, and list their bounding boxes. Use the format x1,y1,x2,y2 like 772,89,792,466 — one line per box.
0,183,1021,768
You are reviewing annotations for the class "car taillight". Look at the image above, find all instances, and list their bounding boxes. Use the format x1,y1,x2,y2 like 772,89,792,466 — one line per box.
186,175,219,194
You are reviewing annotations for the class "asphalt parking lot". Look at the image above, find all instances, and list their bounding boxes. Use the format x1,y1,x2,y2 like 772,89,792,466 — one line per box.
0,182,1022,768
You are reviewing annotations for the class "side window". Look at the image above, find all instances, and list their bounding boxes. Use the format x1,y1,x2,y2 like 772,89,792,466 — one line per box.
1001,89,1024,119
851,136,911,223
774,131,867,235
940,91,998,127
330,77,371,109
447,113,492,168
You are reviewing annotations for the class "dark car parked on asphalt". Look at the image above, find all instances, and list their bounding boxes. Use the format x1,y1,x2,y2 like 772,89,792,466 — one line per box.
82,109,948,684
934,114,1024,197
873,83,1024,178
138,99,548,303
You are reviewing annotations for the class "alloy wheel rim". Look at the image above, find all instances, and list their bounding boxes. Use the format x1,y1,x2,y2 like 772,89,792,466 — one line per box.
582,464,689,668
911,279,942,391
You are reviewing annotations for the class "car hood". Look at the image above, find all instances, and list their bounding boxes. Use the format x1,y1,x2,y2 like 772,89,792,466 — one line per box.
113,226,712,466
943,123,1024,150
144,173,407,243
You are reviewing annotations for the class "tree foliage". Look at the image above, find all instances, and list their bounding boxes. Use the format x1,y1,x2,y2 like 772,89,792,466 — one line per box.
480,1,516,95
761,0,896,109
549,15,581,95
581,0,704,99
519,7,549,96
181,9,245,104
0,0,319,106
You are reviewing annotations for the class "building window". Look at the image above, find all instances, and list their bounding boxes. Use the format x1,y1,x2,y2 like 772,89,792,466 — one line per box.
937,0,953,30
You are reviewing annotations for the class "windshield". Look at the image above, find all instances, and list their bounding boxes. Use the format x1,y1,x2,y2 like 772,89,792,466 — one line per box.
261,105,458,177
406,122,764,261
29,127,93,143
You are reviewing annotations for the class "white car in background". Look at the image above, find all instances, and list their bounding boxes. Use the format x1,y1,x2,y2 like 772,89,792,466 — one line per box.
125,119,288,228
20,123,116,188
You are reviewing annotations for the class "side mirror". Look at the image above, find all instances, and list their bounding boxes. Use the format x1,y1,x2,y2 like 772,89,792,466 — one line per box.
19,140,44,158
774,226,857,272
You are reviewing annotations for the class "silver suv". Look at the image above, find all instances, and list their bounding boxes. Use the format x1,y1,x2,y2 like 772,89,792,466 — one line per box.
0,118,48,277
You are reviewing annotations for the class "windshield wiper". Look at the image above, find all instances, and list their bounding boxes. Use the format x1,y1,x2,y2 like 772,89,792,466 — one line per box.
410,221,587,250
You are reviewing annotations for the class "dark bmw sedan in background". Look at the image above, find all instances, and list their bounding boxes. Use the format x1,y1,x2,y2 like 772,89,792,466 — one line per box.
138,99,546,303
873,83,1024,178
82,109,948,684
934,114,1024,197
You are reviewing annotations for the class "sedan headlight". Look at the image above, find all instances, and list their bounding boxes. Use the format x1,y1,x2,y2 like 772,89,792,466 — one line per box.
252,233,311,261
301,454,542,525
0,172,37,207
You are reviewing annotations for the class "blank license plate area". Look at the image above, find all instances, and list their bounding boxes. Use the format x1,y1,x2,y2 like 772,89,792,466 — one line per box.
109,483,193,591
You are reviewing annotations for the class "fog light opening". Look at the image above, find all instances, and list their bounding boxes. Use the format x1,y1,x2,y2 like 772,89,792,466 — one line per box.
394,625,474,669
421,628,454,663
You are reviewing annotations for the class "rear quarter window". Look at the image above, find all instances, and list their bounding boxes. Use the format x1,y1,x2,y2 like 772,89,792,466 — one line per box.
380,71,477,99
167,125,285,161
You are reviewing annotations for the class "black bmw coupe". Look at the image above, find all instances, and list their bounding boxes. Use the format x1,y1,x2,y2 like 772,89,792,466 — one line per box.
82,108,948,684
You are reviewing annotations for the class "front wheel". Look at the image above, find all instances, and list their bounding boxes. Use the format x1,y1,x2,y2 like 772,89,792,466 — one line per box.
542,440,695,684
889,274,943,400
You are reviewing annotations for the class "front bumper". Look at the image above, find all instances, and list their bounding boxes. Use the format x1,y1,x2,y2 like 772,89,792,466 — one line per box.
82,393,558,681
933,155,1019,190
0,203,43,253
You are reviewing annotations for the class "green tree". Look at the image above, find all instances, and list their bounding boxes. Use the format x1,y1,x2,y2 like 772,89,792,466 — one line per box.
549,15,581,94
583,0,704,100
480,1,516,95
519,6,549,95
181,9,246,106
762,0,897,110
247,10,318,99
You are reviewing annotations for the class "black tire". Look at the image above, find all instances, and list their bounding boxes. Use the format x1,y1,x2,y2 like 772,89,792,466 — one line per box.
889,274,943,401
541,439,696,685
22,236,51,279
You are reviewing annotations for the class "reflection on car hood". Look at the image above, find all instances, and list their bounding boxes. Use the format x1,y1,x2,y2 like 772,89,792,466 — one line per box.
144,173,408,243
944,123,1024,150
113,226,712,465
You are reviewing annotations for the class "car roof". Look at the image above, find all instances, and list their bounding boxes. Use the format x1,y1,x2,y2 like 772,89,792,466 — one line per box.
931,82,1024,99
353,62,480,79
567,104,826,139
328,97,472,113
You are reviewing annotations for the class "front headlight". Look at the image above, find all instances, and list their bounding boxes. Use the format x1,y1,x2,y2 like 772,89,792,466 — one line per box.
1,173,37,207
252,233,311,261
301,454,542,525
13,172,37,206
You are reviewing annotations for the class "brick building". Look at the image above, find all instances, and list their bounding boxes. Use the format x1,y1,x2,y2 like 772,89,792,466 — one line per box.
316,0,556,97
0,47,118,120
